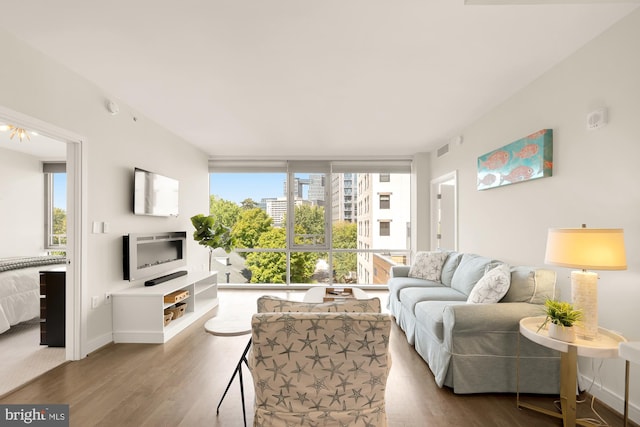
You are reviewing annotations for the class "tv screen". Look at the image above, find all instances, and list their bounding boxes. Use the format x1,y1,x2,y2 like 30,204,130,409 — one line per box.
133,168,179,217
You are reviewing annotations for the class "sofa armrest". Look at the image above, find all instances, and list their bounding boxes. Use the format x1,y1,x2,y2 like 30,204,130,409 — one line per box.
443,302,544,334
390,265,410,278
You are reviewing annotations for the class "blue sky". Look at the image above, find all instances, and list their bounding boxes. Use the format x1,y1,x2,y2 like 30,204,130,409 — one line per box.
54,173,66,209
209,173,287,204
54,172,304,208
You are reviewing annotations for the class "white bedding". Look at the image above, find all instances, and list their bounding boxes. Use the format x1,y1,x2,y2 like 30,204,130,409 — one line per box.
0,266,48,334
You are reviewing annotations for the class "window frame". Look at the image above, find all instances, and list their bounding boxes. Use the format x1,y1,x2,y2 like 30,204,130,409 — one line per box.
43,162,67,252
209,159,412,285
379,220,391,237
379,193,391,209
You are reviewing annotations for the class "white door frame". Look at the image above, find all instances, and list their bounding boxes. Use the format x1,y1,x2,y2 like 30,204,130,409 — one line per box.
430,171,458,251
0,105,87,360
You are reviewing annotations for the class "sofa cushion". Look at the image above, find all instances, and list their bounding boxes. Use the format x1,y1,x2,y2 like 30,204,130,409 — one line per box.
408,251,449,281
450,253,496,296
387,276,442,300
415,300,466,342
441,252,463,287
399,286,468,314
467,263,511,304
501,267,557,304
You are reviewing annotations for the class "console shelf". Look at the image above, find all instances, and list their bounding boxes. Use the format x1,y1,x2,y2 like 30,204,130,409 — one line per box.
112,271,218,343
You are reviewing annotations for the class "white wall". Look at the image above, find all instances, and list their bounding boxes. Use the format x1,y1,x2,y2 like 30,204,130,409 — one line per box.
0,148,44,257
411,152,431,253
429,9,640,421
0,29,210,354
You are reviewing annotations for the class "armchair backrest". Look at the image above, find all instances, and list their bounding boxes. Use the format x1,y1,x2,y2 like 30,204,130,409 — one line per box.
249,311,391,427
257,295,382,313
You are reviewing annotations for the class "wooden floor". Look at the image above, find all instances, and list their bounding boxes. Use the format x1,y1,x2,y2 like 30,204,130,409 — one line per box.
0,290,632,427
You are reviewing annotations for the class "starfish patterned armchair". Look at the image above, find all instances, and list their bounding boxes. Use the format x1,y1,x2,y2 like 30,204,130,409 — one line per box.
248,297,391,427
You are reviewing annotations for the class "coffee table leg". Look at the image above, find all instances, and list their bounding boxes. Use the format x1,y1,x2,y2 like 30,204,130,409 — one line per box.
216,338,252,427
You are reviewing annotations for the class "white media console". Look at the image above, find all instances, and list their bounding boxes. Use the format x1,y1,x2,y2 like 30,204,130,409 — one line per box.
112,271,218,343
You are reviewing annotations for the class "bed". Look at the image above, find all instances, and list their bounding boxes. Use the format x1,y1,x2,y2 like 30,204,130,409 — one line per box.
0,256,67,334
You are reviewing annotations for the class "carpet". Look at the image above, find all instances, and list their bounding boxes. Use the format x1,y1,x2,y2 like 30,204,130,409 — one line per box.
0,318,65,397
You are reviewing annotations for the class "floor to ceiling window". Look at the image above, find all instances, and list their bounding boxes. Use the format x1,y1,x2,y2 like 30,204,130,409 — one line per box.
209,160,411,286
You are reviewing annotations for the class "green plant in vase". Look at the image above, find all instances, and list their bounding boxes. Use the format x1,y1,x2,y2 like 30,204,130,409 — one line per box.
538,299,583,342
191,214,233,270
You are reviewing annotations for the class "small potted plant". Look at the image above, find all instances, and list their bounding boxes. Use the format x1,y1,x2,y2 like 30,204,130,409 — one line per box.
538,299,583,342
191,214,233,271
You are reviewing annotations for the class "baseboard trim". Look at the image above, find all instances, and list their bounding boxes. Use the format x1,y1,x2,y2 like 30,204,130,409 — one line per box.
86,332,114,355
580,372,640,426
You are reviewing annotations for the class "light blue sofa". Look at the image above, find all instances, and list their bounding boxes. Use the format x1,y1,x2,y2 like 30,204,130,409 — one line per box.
388,252,561,394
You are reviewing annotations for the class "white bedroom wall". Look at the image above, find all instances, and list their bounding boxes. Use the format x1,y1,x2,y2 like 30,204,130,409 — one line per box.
0,29,210,354
429,9,640,421
0,148,44,257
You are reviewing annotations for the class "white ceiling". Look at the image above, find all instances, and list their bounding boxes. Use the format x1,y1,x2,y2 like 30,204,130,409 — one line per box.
0,1,638,159
0,126,66,160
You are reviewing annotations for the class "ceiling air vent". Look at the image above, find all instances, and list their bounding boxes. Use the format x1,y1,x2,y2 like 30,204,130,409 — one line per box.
437,143,450,158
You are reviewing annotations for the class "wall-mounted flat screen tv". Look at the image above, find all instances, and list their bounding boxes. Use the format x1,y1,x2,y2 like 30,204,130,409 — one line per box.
133,168,179,217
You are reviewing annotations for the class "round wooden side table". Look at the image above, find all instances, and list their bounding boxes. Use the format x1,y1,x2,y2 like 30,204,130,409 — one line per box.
518,315,626,427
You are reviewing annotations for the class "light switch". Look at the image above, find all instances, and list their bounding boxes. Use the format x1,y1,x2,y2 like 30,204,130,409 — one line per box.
103,222,110,234
92,221,101,234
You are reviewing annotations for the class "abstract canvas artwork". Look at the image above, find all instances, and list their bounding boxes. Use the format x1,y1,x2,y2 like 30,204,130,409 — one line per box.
477,129,553,190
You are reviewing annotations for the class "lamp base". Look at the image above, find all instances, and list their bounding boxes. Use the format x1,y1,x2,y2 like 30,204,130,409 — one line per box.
571,270,598,340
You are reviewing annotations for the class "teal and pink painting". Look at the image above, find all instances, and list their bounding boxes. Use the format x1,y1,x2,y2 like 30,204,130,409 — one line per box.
477,129,553,190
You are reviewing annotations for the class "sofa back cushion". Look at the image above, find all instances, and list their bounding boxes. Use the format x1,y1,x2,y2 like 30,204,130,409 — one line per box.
450,253,496,296
440,252,463,287
501,267,557,304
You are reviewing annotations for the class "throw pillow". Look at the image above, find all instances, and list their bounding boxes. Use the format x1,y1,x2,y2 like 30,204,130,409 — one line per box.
408,251,449,282
467,263,511,304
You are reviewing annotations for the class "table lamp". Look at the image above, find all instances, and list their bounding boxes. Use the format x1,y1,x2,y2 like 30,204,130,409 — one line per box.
544,224,626,340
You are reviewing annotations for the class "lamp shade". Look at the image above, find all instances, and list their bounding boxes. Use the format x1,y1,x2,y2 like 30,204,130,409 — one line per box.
545,228,627,270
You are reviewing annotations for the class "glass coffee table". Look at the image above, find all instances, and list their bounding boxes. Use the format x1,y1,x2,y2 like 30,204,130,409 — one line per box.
302,286,368,303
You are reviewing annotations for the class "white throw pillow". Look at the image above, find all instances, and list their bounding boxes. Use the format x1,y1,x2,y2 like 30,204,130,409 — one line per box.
467,263,511,304
408,251,449,282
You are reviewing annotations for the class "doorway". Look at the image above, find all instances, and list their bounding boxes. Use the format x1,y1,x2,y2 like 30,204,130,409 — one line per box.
430,171,458,251
0,105,85,365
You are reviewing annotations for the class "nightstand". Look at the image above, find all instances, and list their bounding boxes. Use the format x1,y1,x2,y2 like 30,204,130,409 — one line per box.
518,316,626,427
39,267,66,347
